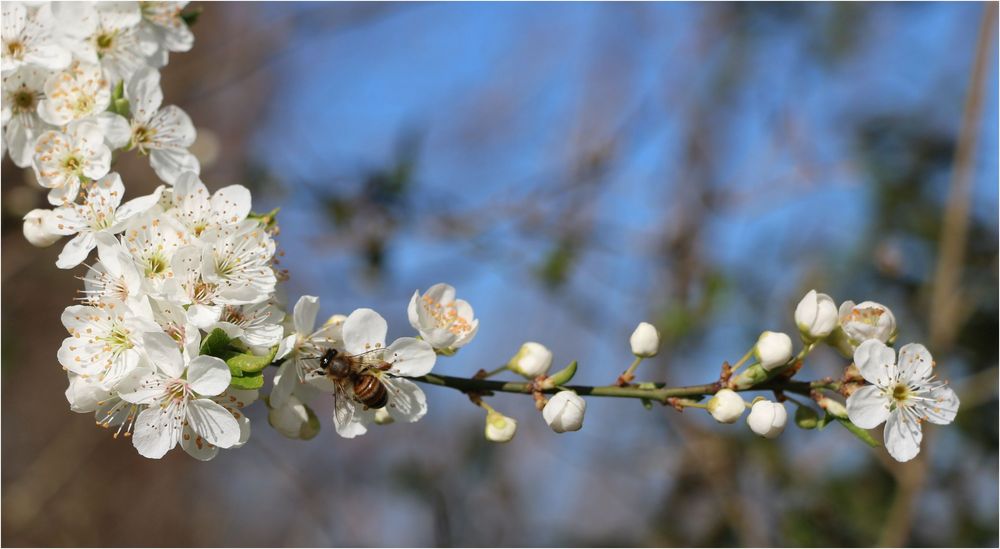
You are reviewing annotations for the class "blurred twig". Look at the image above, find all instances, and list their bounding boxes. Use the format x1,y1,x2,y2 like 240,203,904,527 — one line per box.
879,5,998,547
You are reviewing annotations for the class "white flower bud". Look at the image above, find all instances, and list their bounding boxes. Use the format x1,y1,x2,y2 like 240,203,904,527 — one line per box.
837,300,897,351
542,390,586,433
706,389,745,423
22,208,61,247
629,322,661,358
373,408,394,425
794,290,838,340
746,400,788,439
507,342,553,378
268,395,320,440
754,331,793,371
484,410,517,443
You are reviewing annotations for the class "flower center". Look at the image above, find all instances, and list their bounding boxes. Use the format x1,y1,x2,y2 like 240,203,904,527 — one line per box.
891,383,911,402
105,325,133,351
73,94,95,116
145,254,169,277
845,306,884,327
132,125,155,147
96,32,115,52
13,89,36,112
62,155,83,174
165,379,190,403
421,296,471,335
6,40,25,58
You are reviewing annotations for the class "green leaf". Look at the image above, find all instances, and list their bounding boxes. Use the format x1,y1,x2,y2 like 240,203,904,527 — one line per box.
835,418,880,447
229,372,264,390
107,80,129,117
200,328,232,358
248,207,280,230
226,345,277,374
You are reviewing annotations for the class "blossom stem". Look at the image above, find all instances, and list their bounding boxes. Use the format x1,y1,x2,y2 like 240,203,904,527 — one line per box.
729,348,755,374
617,357,643,385
412,373,839,404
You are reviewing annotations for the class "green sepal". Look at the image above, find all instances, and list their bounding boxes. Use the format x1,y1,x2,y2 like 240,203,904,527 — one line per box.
108,80,130,117
229,372,264,390
835,418,880,448
200,328,232,358
248,207,280,230
794,406,819,429
542,360,578,388
435,347,457,357
226,345,278,374
180,6,203,27
816,412,834,431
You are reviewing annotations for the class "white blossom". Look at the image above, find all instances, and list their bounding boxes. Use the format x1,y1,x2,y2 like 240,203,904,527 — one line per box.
49,173,163,268
32,119,111,205
707,388,745,424
22,207,60,247
629,321,660,358
846,339,959,462
200,220,276,304
542,390,586,433
2,65,52,166
507,341,552,378
118,331,240,459
125,66,198,184
746,400,787,439
57,299,161,387
755,331,793,372
1,2,71,75
170,171,251,236
834,300,897,355
37,61,109,126
271,295,343,409
794,289,838,341
406,282,478,351
139,1,193,66
484,409,517,443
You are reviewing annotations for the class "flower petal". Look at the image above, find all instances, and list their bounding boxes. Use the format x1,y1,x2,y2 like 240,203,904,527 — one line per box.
292,295,319,337
132,405,181,459
385,337,436,377
884,409,923,462
180,424,219,461
922,386,960,425
143,331,184,378
853,339,896,387
383,377,427,423
187,355,230,397
332,390,373,438
186,398,240,449
269,360,297,409
896,343,933,382
55,232,97,269
342,308,387,356
117,367,165,404
846,385,890,429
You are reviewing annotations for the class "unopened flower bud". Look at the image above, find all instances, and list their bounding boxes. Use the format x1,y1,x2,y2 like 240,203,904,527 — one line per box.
542,390,586,433
746,400,788,438
706,389,745,423
508,342,552,378
267,395,321,440
794,290,838,341
484,409,517,443
794,405,820,429
755,331,793,371
374,408,394,425
22,208,61,247
817,396,848,419
629,322,660,358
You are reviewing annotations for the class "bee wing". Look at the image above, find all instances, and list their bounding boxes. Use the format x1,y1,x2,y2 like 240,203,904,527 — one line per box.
331,384,372,438
381,376,427,423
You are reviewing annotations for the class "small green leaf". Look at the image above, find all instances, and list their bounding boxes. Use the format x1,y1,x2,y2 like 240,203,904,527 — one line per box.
229,372,264,390
226,345,277,374
544,360,578,387
835,418,880,447
200,328,232,358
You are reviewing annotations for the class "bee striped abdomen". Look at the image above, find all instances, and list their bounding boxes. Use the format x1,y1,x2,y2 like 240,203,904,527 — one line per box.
354,374,388,409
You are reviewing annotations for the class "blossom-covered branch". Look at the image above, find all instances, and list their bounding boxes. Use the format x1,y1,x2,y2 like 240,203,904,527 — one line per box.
4,1,959,464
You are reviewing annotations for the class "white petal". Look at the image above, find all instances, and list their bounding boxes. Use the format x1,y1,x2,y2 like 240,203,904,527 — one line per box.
117,367,165,404
383,377,427,423
180,424,219,461
132,405,181,459
332,391,371,438
187,355,230,397
186,398,240,449
113,185,163,227
143,331,184,378
269,360,297,409
853,339,896,387
55,232,96,269
292,295,320,337
209,185,252,226
896,343,933,382
149,147,199,185
922,386,960,425
406,290,421,332
125,66,163,120
846,385,891,429
385,337,436,377
342,308,387,355
884,410,923,462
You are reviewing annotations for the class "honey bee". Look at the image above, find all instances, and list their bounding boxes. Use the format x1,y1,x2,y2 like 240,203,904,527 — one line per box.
314,347,392,410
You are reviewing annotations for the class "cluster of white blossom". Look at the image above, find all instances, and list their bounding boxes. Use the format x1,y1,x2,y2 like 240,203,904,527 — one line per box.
6,2,960,465
3,1,198,215
704,290,960,462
